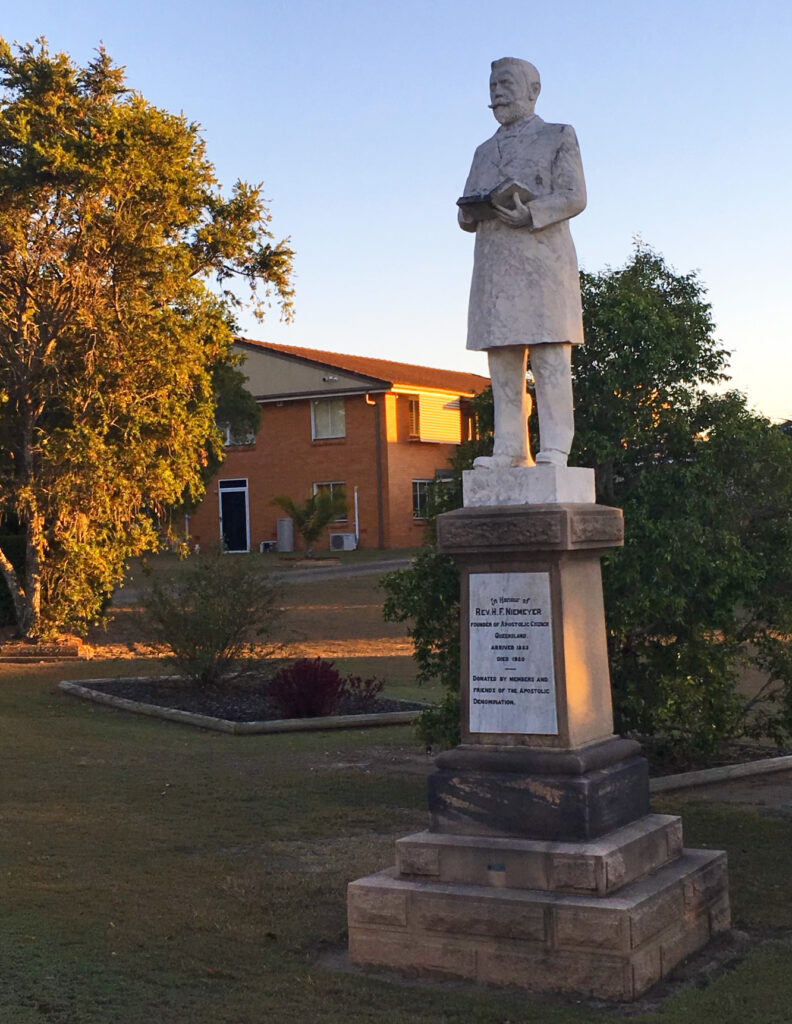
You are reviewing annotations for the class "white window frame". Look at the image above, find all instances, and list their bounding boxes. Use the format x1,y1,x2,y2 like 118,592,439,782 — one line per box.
412,478,433,520
220,423,256,447
311,397,346,440
313,480,348,522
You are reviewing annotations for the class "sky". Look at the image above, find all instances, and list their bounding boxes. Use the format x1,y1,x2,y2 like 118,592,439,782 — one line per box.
4,0,792,421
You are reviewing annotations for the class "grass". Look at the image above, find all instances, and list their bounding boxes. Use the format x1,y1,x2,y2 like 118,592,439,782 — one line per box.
3,667,792,1023
2,564,792,1022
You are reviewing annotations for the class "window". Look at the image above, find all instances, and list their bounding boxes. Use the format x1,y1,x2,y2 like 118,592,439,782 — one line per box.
220,423,256,447
407,396,420,440
412,479,433,520
311,397,346,439
313,481,347,522
460,398,475,442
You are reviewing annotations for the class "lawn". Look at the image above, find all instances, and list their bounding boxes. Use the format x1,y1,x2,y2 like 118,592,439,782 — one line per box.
1,564,792,1023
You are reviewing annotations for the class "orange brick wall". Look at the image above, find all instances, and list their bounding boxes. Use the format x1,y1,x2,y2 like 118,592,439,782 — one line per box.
188,391,459,552
384,393,458,548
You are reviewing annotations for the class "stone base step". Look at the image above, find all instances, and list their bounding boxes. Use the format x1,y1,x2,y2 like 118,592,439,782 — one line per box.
396,813,683,896
348,848,730,1001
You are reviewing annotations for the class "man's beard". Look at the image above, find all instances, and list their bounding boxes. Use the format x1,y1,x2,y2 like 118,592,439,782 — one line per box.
491,99,533,126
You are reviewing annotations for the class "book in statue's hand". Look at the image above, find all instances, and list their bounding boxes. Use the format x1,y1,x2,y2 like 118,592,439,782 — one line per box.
457,180,536,221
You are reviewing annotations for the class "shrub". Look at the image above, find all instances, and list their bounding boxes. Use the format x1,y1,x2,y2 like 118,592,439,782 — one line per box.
268,659,385,718
382,547,461,748
140,546,282,688
268,658,344,717
341,674,384,713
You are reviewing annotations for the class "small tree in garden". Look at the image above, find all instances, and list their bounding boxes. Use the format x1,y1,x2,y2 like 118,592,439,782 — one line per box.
271,490,347,557
140,547,282,687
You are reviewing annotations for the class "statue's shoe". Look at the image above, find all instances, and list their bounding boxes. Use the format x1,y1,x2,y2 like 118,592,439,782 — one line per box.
473,454,535,469
535,449,568,467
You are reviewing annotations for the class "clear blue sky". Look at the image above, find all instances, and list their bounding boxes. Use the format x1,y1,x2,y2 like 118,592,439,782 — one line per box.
5,0,792,420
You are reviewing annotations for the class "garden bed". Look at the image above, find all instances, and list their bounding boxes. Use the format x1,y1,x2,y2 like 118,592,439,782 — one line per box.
59,675,425,734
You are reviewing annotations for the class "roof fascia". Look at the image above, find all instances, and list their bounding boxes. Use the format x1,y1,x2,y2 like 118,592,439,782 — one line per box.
255,387,390,404
390,383,477,398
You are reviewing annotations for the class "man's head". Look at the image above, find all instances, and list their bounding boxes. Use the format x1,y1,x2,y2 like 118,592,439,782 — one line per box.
489,58,541,125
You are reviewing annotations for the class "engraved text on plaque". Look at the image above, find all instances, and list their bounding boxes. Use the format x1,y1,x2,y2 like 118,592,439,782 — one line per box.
469,572,557,734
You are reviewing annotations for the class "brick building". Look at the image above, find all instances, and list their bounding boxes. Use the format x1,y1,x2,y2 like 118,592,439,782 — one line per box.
186,340,489,552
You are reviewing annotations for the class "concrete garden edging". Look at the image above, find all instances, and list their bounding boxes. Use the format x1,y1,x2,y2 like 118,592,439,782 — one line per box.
58,678,424,734
649,753,792,793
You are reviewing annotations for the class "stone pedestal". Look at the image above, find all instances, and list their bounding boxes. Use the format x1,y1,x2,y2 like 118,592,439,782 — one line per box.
348,470,729,1000
348,832,729,1000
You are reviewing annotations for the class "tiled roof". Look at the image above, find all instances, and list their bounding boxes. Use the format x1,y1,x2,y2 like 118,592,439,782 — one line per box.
235,338,489,395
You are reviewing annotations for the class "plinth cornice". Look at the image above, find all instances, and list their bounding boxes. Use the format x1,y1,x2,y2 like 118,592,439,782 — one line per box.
437,503,624,555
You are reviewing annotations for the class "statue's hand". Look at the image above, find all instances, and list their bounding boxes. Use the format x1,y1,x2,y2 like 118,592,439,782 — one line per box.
492,194,533,228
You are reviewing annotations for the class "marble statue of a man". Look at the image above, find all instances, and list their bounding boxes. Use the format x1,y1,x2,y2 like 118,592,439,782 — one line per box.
459,58,586,468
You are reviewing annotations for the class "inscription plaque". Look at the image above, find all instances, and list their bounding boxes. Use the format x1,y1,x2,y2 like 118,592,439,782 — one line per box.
469,572,557,735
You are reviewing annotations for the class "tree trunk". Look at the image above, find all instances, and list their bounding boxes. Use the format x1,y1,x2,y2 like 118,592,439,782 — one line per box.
0,544,30,635
10,402,43,638
22,513,42,637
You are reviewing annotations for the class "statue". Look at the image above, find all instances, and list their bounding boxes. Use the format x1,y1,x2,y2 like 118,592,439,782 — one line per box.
458,58,586,469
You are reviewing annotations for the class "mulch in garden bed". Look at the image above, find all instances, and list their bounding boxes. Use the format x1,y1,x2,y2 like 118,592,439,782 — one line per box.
85,676,424,723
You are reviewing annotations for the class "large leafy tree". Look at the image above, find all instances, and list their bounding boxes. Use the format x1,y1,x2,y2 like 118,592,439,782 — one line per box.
384,245,792,756
0,40,293,638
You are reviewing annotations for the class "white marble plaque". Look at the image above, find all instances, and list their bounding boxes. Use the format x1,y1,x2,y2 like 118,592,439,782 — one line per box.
469,572,557,735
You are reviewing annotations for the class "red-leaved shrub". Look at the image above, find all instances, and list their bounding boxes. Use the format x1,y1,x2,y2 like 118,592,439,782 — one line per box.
268,658,344,718
341,674,384,712
268,659,386,718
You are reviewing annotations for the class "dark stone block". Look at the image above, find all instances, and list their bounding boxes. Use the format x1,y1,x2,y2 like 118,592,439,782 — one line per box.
428,755,649,842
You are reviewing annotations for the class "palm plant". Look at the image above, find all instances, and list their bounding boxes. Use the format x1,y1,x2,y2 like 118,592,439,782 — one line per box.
271,490,347,557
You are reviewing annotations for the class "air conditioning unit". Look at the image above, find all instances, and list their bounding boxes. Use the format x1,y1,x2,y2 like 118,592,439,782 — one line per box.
329,532,357,551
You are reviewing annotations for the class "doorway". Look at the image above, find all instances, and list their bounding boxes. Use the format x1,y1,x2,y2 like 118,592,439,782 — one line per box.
218,479,249,552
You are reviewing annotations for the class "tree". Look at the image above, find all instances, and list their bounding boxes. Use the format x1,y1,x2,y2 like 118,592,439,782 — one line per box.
384,245,792,756
212,361,262,448
602,391,792,754
0,39,294,638
574,244,727,502
271,490,348,558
